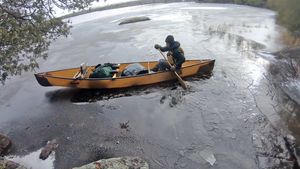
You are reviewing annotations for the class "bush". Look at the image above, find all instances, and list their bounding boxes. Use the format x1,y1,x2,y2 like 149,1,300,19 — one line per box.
267,0,300,37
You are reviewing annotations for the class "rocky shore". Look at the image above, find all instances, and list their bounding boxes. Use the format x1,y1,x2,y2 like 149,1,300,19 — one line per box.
271,47,300,104
0,133,149,169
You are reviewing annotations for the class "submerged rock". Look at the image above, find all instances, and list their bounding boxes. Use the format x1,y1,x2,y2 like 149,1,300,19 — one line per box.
253,123,298,168
119,16,150,25
73,156,149,169
39,139,58,160
0,133,11,155
119,121,130,131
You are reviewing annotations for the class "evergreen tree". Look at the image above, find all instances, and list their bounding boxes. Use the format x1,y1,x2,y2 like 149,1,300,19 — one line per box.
0,0,98,83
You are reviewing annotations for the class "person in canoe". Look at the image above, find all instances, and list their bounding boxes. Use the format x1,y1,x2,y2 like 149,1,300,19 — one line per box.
152,35,185,72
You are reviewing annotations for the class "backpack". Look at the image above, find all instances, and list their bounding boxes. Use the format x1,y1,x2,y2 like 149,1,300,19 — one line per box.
89,66,113,78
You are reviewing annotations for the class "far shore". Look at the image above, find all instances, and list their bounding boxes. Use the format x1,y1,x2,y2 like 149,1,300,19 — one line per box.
60,0,193,19
60,0,269,19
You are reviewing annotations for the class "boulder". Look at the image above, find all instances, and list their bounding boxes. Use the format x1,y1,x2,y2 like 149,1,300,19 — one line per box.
39,139,58,160
0,158,27,169
73,156,149,169
0,134,11,155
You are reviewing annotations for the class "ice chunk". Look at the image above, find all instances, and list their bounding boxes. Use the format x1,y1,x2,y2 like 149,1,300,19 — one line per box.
200,148,216,166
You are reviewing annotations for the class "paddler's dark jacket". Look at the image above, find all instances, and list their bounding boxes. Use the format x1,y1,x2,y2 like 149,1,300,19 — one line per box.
158,41,185,69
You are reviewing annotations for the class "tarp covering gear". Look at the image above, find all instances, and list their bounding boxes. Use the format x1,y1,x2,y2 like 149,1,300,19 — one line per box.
121,63,147,76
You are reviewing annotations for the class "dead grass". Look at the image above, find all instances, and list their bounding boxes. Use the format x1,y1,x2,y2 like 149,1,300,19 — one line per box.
280,30,300,47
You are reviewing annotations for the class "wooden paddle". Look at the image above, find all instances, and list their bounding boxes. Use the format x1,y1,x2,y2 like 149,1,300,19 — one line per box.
158,49,188,89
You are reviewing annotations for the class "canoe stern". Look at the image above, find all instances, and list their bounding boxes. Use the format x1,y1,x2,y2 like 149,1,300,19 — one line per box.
197,59,215,75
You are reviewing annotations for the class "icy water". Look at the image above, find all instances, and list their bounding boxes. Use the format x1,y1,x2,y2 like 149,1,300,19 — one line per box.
0,2,299,169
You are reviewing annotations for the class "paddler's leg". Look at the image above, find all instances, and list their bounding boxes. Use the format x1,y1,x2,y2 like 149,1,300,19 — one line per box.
174,57,185,70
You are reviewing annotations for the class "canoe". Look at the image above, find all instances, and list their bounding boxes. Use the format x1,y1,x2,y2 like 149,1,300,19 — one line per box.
34,59,215,89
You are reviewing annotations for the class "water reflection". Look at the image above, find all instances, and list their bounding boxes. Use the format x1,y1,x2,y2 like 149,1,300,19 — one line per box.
206,25,266,53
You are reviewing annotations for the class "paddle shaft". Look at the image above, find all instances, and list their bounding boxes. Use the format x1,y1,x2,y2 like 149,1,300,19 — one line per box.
158,49,187,89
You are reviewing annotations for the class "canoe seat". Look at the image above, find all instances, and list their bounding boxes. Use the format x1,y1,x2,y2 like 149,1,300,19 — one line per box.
73,63,88,79
112,64,120,79
112,69,119,79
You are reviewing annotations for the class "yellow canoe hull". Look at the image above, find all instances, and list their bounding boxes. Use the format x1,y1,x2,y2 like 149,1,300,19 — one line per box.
34,59,215,89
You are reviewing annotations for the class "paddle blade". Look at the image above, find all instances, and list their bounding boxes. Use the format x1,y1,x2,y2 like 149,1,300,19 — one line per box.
174,72,188,89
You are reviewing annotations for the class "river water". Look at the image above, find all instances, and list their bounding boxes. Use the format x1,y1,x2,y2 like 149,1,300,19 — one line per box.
0,2,299,169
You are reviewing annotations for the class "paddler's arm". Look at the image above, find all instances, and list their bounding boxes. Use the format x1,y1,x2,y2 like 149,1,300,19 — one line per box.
154,44,170,52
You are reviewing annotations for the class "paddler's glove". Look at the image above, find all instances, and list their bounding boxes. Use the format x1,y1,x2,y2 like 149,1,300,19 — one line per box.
154,44,161,49
170,66,176,71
